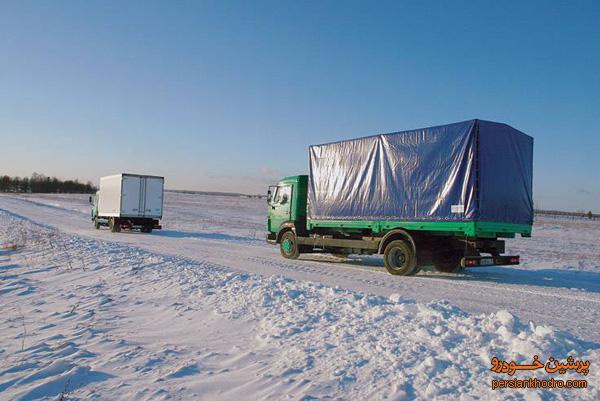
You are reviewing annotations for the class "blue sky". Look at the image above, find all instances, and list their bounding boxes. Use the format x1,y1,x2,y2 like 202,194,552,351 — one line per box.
1,1,598,211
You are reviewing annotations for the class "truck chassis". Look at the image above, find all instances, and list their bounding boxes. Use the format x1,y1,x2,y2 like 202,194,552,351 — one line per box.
268,228,520,275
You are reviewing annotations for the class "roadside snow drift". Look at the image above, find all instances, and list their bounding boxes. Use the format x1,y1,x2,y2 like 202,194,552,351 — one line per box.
0,208,598,400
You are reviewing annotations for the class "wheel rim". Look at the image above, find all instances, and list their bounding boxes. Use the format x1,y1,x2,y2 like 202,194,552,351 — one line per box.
388,247,408,270
282,237,294,253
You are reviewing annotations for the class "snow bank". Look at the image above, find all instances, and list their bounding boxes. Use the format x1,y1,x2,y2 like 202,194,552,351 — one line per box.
192,270,599,400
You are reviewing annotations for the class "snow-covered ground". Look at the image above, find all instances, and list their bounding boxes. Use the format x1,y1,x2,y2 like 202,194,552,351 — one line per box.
0,193,598,400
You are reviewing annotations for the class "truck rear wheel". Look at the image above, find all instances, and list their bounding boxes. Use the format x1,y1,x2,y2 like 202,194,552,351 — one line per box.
280,231,300,259
109,218,121,233
383,240,417,276
141,225,153,233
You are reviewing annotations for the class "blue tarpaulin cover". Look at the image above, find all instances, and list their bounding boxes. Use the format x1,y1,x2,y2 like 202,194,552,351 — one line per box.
308,119,533,225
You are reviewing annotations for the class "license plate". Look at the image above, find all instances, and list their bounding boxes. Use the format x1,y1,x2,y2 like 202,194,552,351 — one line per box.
480,258,493,266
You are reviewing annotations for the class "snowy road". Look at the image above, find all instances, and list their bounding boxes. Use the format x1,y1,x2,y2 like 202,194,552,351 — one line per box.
1,193,598,342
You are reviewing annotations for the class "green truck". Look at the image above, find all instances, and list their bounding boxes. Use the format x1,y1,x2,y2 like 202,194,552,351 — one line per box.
266,120,533,275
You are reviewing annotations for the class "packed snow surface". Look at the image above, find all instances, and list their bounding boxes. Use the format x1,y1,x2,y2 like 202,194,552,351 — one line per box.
0,193,598,400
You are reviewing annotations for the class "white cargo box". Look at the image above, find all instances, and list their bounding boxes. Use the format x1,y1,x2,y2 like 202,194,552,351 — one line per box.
98,174,164,218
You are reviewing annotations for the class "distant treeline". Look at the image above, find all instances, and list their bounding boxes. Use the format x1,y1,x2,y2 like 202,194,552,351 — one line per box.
0,173,97,194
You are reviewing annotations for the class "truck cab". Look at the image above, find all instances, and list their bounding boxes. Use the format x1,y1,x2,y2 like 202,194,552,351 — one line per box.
266,175,308,244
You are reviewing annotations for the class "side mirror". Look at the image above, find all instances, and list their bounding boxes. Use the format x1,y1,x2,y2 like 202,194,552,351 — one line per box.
267,190,272,203
89,196,93,204
281,194,288,204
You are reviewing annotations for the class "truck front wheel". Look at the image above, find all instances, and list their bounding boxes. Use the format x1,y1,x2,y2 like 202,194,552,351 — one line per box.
280,231,300,259
383,240,417,276
109,218,121,233
94,218,100,230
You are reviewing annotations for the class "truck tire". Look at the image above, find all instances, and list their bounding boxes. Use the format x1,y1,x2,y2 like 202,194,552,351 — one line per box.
141,225,153,233
280,231,300,259
94,218,100,230
383,240,417,276
109,218,121,233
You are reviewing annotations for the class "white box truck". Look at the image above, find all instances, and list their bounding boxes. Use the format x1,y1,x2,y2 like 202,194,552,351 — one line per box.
90,173,164,233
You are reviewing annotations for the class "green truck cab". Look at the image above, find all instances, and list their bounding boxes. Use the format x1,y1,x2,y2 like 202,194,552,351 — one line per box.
267,175,308,239
266,175,530,276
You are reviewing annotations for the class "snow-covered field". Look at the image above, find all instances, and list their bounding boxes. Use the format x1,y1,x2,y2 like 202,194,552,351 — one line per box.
0,193,598,400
